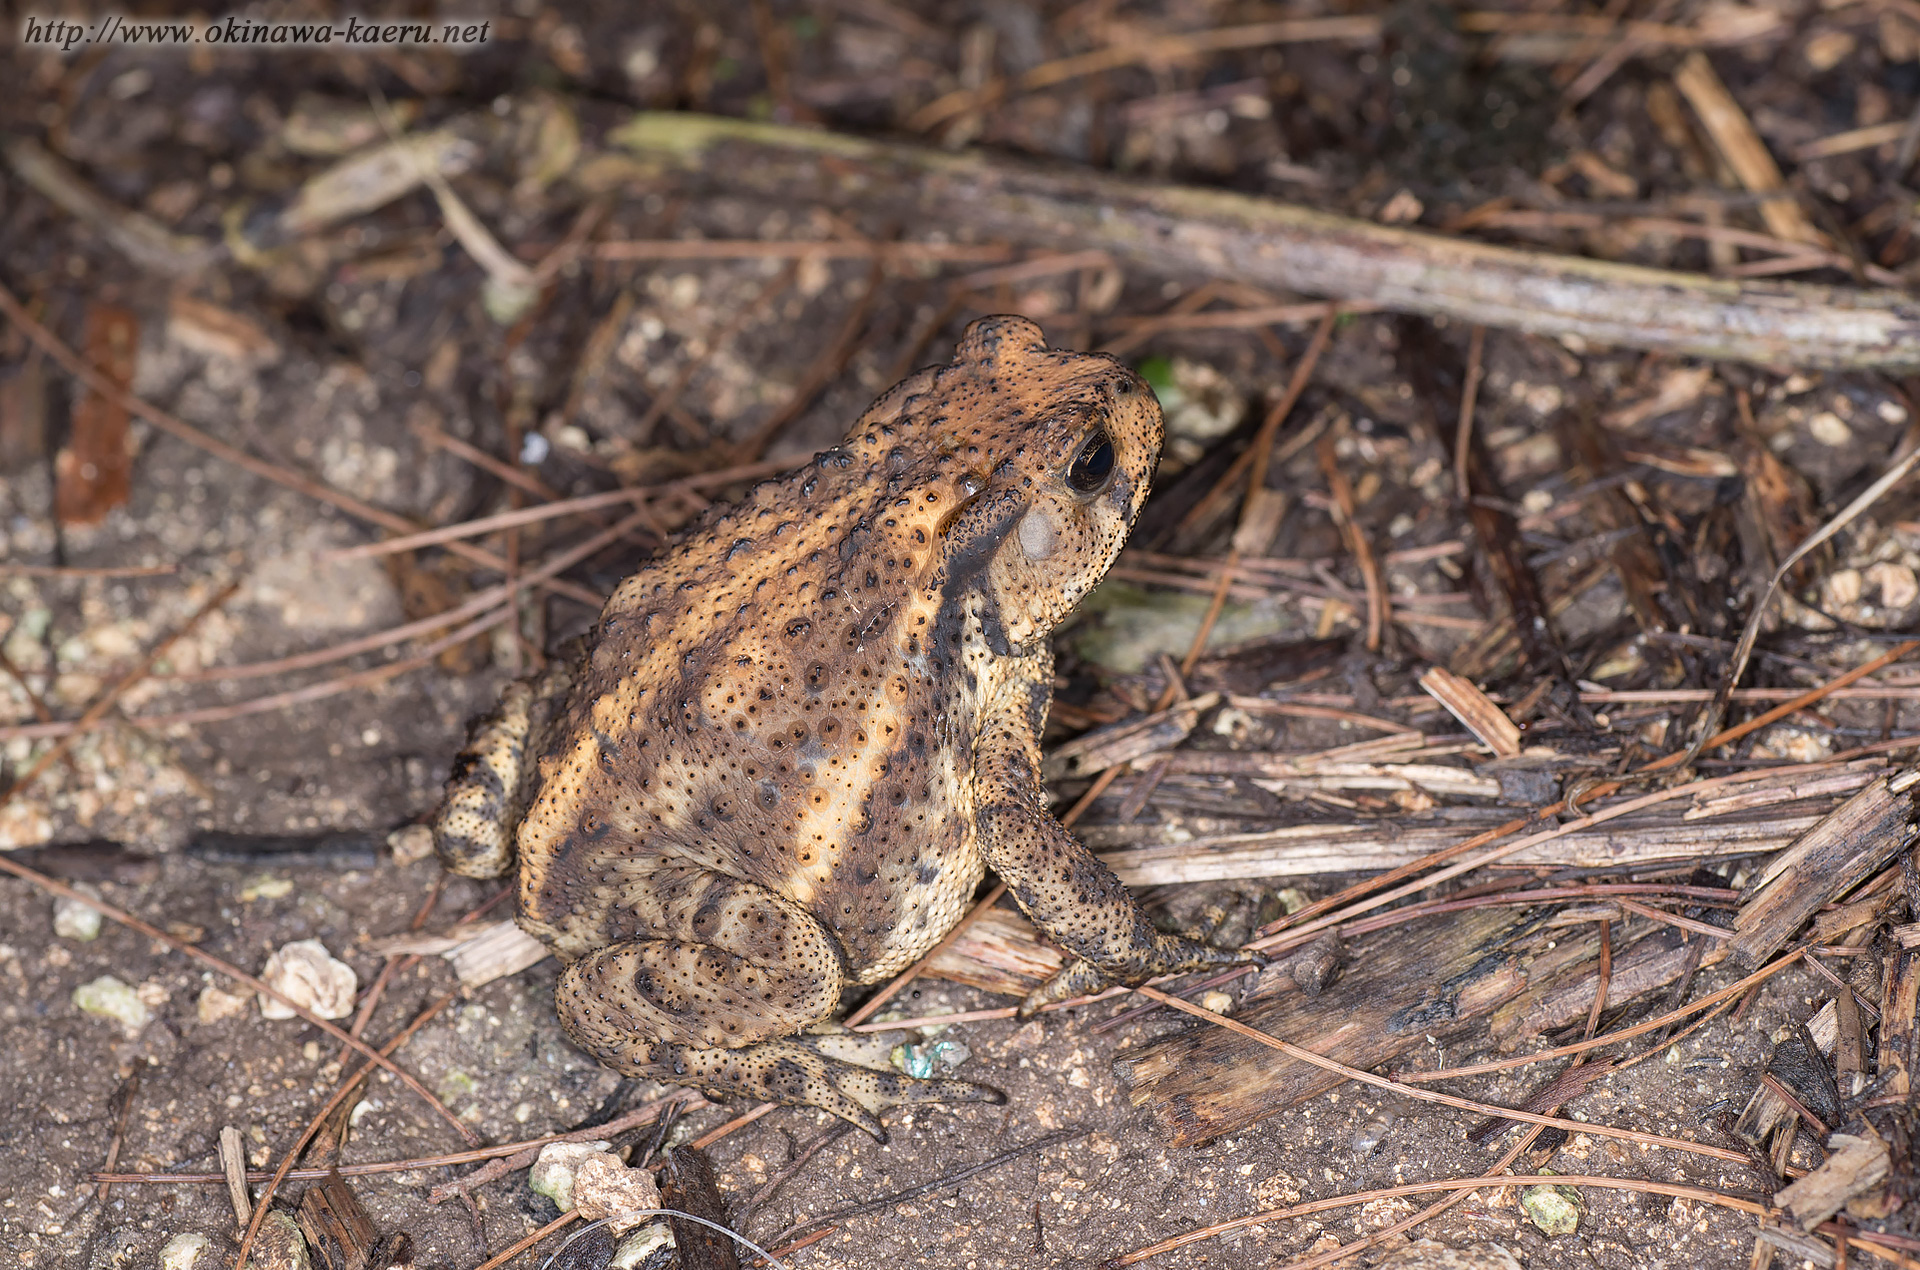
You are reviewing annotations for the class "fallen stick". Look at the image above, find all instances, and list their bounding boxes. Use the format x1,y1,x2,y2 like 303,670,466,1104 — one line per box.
1087,799,1837,884
610,112,1920,370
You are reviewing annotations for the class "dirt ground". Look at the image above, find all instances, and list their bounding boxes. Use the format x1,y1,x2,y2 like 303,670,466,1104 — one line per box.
4,2,1919,1268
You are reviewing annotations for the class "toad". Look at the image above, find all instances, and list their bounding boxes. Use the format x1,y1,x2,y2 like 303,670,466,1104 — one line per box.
432,316,1238,1138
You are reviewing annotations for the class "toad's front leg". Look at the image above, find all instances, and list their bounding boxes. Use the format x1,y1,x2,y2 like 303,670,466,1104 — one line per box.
974,676,1246,1014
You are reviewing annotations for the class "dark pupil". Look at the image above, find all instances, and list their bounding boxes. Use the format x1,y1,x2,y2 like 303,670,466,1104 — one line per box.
1069,431,1115,492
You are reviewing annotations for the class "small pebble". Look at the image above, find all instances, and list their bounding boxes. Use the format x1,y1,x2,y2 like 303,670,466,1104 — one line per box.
1199,990,1235,1015
258,939,357,1020
1520,1182,1582,1235
197,984,252,1024
53,886,104,941
1809,411,1853,446
1375,1241,1522,1269
387,823,434,865
529,1140,613,1212
239,874,294,901
1821,568,1863,612
574,1153,663,1233
1351,1110,1396,1156
1867,561,1919,611
613,1224,674,1269
253,1209,311,1270
160,1232,210,1270
73,975,150,1035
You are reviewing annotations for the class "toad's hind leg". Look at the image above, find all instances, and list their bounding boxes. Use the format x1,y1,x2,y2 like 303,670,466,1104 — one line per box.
553,873,1002,1140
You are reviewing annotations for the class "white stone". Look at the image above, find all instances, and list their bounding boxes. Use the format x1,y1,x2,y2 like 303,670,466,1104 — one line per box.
258,939,357,1020
160,1232,211,1270
1867,561,1919,611
574,1153,664,1234
52,887,103,941
529,1140,613,1213
1809,411,1853,446
612,1224,675,1269
386,823,434,866
197,984,252,1024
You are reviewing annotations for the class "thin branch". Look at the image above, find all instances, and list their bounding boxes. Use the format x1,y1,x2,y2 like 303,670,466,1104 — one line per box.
617,113,1920,368
1453,325,1486,504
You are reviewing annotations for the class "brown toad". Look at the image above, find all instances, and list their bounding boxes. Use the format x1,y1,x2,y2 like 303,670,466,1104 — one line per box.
432,316,1237,1138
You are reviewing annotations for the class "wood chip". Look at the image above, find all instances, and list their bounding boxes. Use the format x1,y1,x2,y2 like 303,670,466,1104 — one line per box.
442,919,552,987
1684,762,1880,820
54,304,136,527
1418,667,1523,756
168,295,281,364
925,906,1063,996
1672,52,1825,246
659,1146,741,1270
1877,949,1919,1097
1732,1000,1837,1151
1810,885,1900,944
219,1124,252,1226
1773,1129,1890,1230
1250,761,1502,800
1092,804,1828,885
1754,1224,1836,1268
1835,982,1865,1078
1730,772,1918,967
1042,692,1216,780
296,1170,379,1270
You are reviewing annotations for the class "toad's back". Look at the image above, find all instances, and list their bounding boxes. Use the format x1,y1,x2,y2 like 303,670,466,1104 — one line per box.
516,429,999,983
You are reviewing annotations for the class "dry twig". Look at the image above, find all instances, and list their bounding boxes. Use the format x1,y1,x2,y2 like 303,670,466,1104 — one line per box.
614,114,1920,368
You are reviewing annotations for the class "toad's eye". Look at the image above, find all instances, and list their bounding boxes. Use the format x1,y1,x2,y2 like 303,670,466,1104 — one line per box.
1067,429,1115,494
